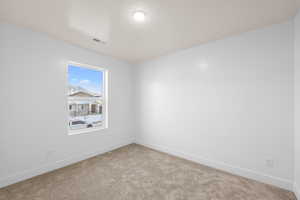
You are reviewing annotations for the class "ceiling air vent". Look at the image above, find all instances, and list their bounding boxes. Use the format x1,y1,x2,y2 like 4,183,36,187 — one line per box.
93,38,106,44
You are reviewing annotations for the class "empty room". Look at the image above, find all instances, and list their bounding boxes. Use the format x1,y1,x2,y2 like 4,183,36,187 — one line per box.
0,0,300,199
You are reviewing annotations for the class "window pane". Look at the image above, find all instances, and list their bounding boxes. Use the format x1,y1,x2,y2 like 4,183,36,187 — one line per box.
68,64,104,131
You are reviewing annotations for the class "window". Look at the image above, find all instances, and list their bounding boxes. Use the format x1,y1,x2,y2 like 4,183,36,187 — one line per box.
67,62,107,135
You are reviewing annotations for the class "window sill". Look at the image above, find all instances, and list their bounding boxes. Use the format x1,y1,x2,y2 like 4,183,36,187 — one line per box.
68,126,107,136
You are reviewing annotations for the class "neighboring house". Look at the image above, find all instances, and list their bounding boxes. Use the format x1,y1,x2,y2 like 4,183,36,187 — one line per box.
68,85,102,117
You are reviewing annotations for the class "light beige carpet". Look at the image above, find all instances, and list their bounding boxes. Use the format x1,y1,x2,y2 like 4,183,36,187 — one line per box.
0,144,296,200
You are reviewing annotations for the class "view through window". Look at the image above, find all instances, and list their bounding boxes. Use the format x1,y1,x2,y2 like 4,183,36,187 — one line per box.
67,63,106,133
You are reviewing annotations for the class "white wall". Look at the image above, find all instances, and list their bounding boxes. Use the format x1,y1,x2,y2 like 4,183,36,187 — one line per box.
294,11,300,199
0,24,134,187
0,19,296,192
134,21,294,190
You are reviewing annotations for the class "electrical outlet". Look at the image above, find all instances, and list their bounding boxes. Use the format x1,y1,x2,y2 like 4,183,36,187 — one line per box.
265,159,275,168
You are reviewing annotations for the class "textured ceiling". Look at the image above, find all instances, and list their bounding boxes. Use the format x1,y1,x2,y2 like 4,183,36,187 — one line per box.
0,0,299,63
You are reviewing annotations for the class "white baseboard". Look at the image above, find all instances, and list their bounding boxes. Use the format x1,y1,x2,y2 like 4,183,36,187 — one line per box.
0,140,133,188
295,183,300,200
136,141,293,191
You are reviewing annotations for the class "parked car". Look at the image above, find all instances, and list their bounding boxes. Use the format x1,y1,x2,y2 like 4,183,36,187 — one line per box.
92,120,102,127
69,120,92,130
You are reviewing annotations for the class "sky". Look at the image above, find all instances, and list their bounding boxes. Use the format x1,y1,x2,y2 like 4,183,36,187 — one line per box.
68,64,103,94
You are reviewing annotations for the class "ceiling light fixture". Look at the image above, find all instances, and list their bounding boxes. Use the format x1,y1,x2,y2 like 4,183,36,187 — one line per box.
133,11,146,22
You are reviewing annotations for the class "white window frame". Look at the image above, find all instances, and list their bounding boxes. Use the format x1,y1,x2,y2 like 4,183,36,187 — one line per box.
67,61,108,135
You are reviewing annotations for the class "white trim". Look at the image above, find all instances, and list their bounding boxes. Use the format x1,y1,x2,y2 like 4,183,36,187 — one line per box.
0,140,133,189
68,61,107,71
295,183,300,200
135,141,293,191
68,126,107,136
104,68,109,129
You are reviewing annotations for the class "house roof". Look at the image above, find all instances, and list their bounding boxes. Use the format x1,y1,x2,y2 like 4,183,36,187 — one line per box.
69,91,100,97
68,85,101,97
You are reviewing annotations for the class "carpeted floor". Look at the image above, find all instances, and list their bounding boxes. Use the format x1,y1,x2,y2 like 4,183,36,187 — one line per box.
0,144,296,200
